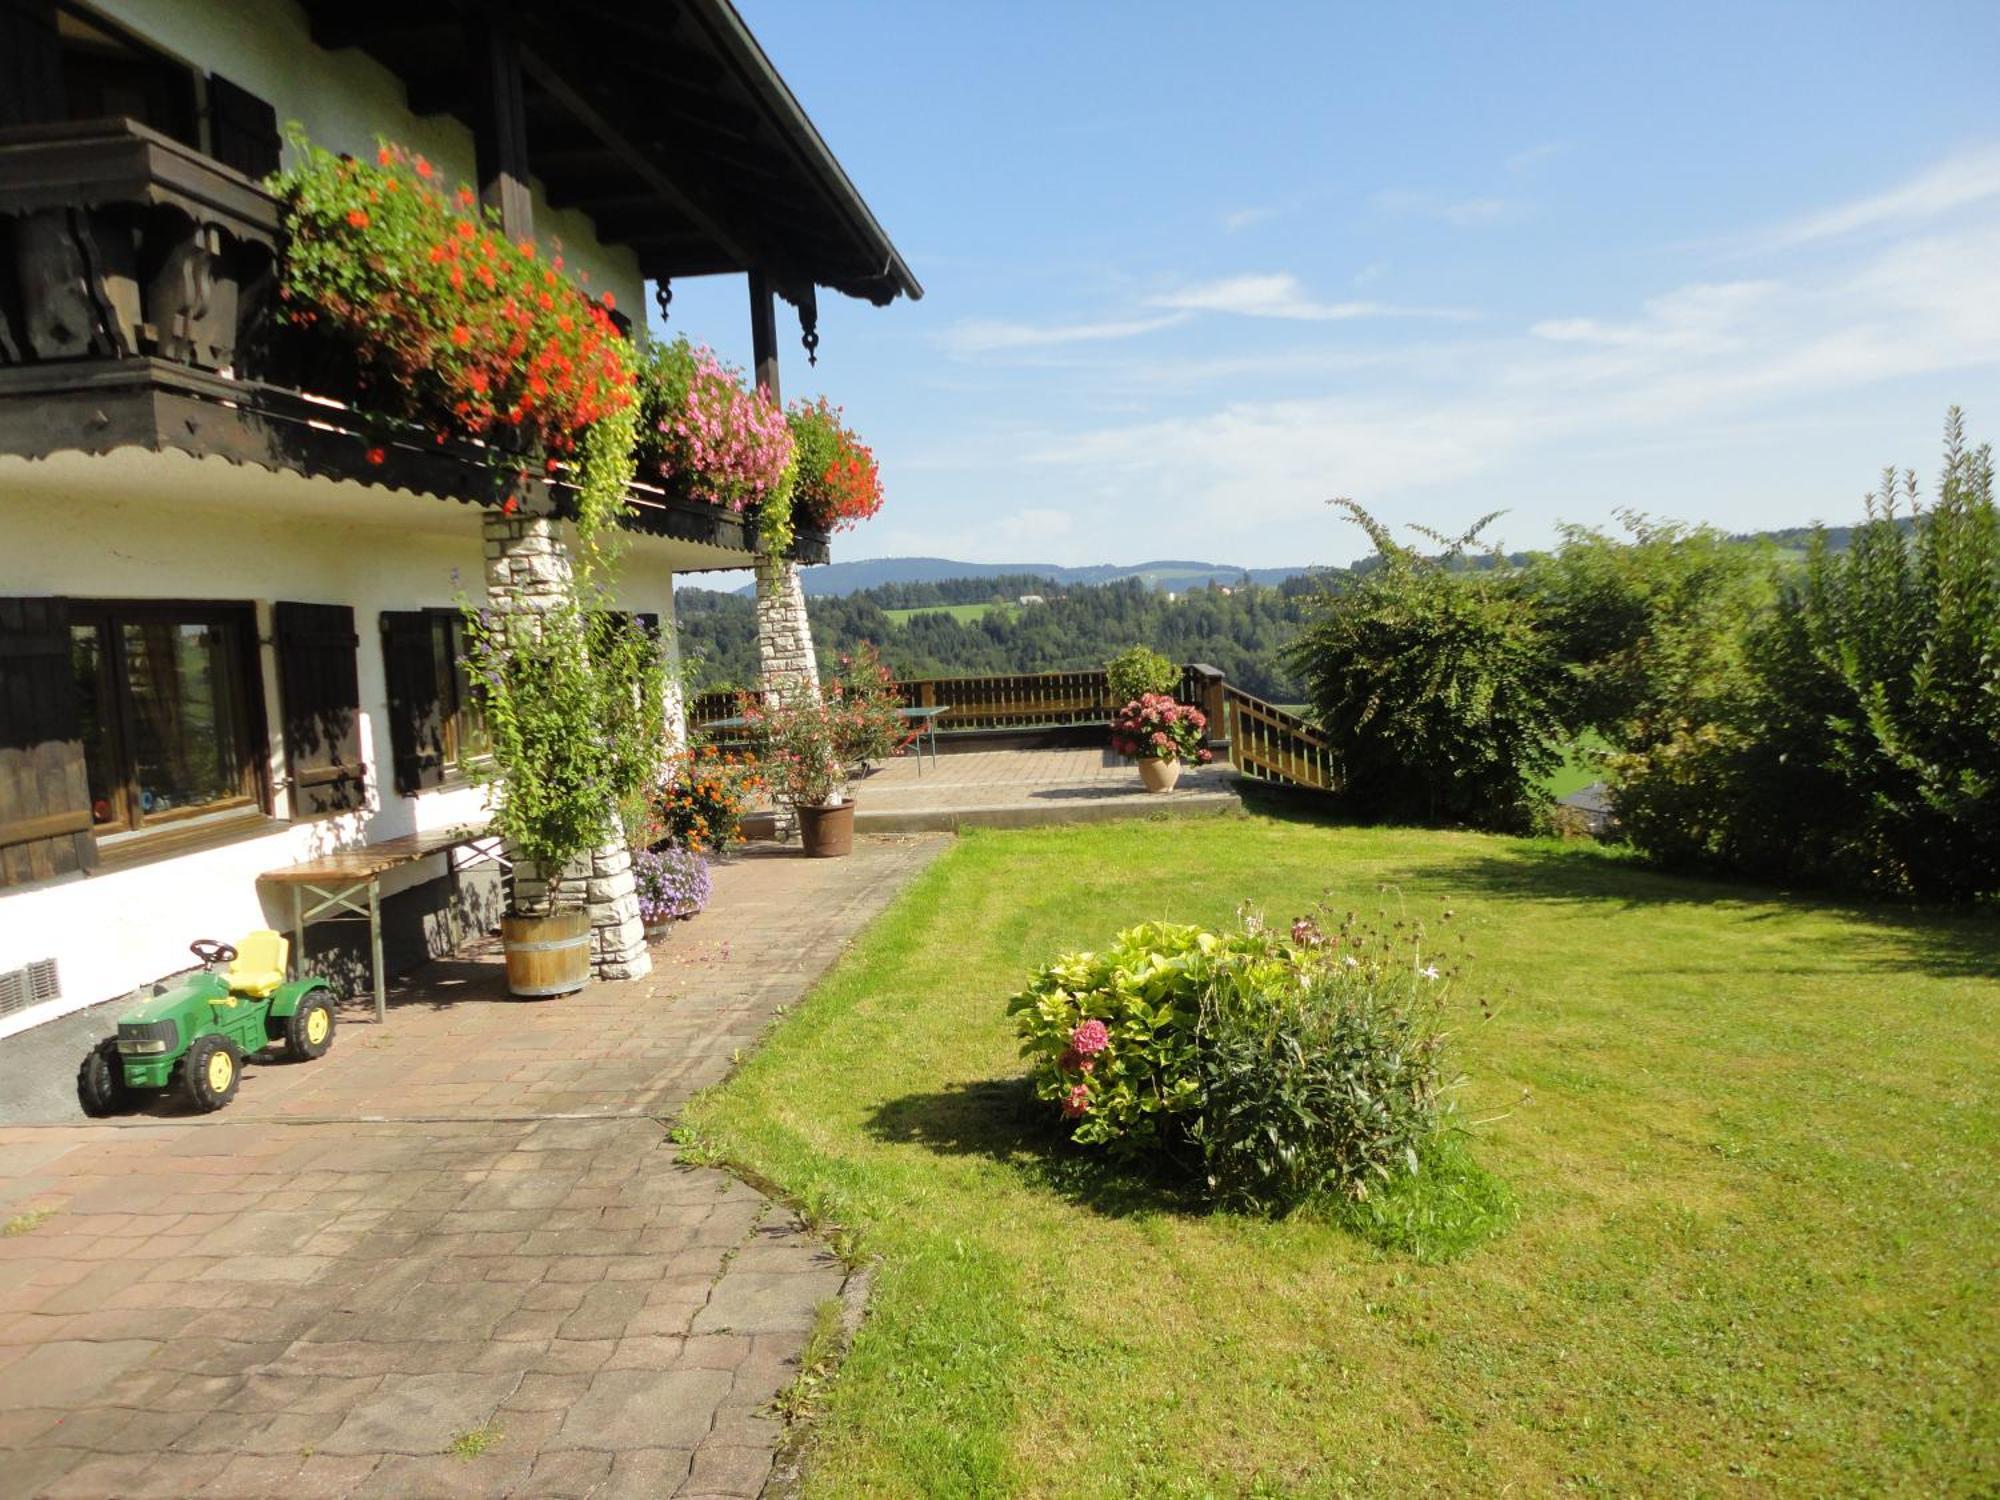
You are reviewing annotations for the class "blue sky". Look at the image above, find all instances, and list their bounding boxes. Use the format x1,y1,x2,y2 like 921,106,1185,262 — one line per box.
655,1,2000,570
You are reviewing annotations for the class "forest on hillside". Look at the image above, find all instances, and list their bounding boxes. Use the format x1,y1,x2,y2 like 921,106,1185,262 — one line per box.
674,573,1321,699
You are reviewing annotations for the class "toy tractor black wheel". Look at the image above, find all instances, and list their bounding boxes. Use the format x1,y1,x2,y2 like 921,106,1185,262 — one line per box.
76,1039,129,1118
285,993,336,1061
180,1035,242,1113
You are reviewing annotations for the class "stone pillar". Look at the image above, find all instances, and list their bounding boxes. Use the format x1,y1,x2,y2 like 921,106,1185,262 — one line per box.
483,506,650,982
661,573,688,754
754,552,821,708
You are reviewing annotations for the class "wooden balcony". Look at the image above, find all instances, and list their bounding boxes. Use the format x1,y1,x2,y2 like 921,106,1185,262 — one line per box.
0,119,826,564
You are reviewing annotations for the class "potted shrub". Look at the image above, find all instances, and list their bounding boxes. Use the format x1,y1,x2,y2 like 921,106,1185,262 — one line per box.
826,642,907,773
656,741,766,854
1106,644,1179,707
747,695,855,857
1111,693,1213,793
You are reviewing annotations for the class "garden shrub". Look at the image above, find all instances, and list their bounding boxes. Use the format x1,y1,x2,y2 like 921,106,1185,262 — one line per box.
1194,915,1456,1214
1009,909,1474,1217
1106,644,1179,705
1285,503,1566,829
1007,922,1296,1155
1607,410,2000,900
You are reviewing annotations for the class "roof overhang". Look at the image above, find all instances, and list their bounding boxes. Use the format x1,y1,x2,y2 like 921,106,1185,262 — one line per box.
299,0,922,307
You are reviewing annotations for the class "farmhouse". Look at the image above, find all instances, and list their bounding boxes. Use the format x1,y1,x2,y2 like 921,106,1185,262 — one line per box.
0,0,917,1033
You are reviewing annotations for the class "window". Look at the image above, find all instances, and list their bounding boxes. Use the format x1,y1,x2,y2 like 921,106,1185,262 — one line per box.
381,609,488,794
55,4,200,150
67,603,264,833
429,612,491,770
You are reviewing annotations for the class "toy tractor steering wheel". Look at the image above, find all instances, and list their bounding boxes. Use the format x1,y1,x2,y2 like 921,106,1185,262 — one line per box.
189,938,237,967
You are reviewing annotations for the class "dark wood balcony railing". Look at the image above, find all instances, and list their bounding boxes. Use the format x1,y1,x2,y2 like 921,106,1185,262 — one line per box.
0,118,825,561
689,663,1340,792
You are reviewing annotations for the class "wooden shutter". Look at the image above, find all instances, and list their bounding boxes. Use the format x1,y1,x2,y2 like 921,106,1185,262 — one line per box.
0,597,97,887
275,601,365,818
0,1,65,129
379,611,444,795
206,74,280,181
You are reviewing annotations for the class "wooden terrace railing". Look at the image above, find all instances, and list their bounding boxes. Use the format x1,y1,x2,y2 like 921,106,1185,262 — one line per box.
1219,686,1339,792
690,664,1340,793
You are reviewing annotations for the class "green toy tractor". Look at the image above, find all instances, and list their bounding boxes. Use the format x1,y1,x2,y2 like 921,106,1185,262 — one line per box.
77,931,338,1116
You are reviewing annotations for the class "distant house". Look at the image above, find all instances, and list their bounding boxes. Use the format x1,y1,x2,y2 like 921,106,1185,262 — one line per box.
1017,594,1046,606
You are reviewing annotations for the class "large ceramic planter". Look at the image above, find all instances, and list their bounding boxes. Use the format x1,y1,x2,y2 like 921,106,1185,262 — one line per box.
798,800,856,858
501,909,591,997
1137,756,1182,794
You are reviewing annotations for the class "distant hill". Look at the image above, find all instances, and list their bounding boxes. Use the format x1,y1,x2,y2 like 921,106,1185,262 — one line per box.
771,556,1311,598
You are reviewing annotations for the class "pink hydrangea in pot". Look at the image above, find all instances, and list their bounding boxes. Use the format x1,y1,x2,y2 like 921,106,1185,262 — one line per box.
1109,692,1213,793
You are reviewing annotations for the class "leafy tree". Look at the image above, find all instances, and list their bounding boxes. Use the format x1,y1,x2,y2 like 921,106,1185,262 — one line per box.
1284,503,1566,829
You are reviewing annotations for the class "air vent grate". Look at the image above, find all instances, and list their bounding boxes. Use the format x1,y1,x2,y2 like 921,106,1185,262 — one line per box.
0,959,60,1018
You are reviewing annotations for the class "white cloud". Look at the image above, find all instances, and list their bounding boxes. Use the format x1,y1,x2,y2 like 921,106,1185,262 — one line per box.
1504,142,1566,175
1530,280,1779,352
1150,273,1471,322
942,314,1187,356
1372,189,1513,226
1755,142,2000,250
1221,204,1281,233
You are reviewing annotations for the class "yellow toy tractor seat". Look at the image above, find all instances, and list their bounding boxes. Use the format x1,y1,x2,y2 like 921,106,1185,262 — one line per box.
225,930,290,999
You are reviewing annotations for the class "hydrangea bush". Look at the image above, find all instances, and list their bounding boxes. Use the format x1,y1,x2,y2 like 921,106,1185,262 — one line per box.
1110,694,1213,764
1008,906,1475,1213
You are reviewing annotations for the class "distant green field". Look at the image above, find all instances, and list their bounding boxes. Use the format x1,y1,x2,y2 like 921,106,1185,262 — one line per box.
884,602,1017,626
1540,731,1609,800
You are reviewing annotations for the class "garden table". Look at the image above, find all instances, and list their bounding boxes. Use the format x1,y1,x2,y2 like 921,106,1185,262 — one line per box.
259,823,510,1023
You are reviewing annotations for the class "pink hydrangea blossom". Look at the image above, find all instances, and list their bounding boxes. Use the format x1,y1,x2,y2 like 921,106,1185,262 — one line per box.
1061,1082,1091,1118
1070,1018,1109,1056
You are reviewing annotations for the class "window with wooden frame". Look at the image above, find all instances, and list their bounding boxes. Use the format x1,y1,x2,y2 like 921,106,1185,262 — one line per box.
65,601,267,835
381,609,489,795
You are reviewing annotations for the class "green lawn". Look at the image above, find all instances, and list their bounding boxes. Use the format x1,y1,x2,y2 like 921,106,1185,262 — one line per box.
884,601,1017,626
684,814,1998,1496
1539,731,1610,801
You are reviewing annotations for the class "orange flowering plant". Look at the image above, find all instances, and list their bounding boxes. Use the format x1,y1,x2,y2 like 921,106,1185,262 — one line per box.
651,741,766,853
787,397,883,532
273,134,637,477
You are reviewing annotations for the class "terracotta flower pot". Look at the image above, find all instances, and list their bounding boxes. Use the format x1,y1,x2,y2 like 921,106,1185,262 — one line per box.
1138,756,1182,793
798,799,856,857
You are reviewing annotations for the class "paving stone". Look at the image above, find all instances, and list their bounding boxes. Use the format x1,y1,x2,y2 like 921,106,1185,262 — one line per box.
316,1371,520,1456
691,1269,843,1336
525,1448,615,1498
548,1367,734,1450
599,1446,697,1500
687,1442,776,1498
196,1453,307,1498
288,1453,384,1499
350,1453,534,1498
0,1338,160,1409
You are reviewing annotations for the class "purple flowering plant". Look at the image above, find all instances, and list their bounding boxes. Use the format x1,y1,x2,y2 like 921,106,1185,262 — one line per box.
633,845,711,925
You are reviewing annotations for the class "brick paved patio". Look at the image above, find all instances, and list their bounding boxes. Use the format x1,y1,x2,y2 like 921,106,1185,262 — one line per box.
0,835,947,1499
843,744,1241,833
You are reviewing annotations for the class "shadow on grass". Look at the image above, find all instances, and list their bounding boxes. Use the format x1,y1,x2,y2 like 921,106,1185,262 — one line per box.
864,1077,1203,1219
1233,779,1998,982
865,1080,1514,1260
1433,844,2000,981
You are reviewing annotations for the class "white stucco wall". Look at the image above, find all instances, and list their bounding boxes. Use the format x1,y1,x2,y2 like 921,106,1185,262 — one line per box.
0,451,698,1034
83,0,645,320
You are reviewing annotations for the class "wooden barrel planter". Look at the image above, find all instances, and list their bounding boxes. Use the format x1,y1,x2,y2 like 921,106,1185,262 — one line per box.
501,909,591,997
